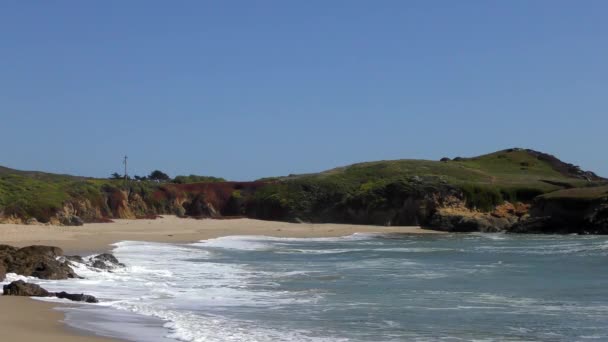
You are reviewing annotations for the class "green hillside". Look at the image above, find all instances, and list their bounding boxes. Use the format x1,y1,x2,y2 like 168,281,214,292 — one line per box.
540,185,608,201
0,171,118,220
0,148,606,225
251,149,605,221
305,149,600,188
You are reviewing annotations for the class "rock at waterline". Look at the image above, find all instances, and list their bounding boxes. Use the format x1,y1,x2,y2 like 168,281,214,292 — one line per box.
64,255,85,264
89,253,126,270
55,291,99,303
63,252,126,272
0,245,77,280
3,281,99,303
3,280,50,297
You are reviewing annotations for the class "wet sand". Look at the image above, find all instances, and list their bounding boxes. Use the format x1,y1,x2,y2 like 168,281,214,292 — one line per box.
0,297,118,341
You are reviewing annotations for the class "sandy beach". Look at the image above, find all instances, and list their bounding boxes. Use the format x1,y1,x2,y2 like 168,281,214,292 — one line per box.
0,216,440,254
0,297,116,341
0,217,440,341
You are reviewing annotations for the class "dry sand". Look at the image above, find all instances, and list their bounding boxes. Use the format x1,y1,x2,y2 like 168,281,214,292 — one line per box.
0,216,442,341
0,215,441,254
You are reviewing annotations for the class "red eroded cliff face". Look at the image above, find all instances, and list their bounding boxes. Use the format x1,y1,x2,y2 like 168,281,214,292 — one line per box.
24,181,272,225
151,181,268,217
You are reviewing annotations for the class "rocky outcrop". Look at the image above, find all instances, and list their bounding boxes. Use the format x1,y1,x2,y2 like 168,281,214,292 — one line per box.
88,253,125,270
429,206,520,232
31,182,265,225
64,255,85,264
510,195,608,234
0,215,25,225
491,202,530,219
51,199,101,226
0,245,76,281
26,218,39,225
425,195,529,232
3,280,50,297
430,210,511,232
63,215,84,226
55,291,99,303
182,194,219,217
3,281,99,303
0,247,120,303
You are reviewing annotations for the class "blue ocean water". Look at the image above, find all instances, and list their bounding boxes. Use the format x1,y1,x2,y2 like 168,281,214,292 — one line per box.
5,232,608,341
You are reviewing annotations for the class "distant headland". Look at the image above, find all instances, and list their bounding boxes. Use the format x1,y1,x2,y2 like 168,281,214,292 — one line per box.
1,148,607,234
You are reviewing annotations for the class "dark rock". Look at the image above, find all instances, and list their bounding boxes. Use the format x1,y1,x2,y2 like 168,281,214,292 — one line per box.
440,157,451,162
91,260,107,269
0,245,17,281
0,245,18,254
62,215,84,226
509,216,555,234
183,194,219,218
428,211,515,233
6,246,77,279
510,196,608,234
19,258,76,279
92,253,120,264
3,281,99,303
428,213,488,232
65,255,85,264
88,253,125,270
16,245,64,258
3,280,50,297
54,291,99,303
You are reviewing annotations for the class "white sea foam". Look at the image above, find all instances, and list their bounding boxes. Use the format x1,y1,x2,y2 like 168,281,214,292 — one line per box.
1,238,339,342
194,233,385,251
3,233,608,341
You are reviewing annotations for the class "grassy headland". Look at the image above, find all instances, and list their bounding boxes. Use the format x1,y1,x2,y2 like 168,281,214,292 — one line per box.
1,148,606,233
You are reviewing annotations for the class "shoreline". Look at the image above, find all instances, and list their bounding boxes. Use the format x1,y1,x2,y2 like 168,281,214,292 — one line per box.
0,216,442,341
0,216,442,255
0,297,119,341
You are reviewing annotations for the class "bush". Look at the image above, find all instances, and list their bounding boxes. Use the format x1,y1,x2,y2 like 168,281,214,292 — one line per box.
460,185,503,211
149,170,170,182
173,175,226,184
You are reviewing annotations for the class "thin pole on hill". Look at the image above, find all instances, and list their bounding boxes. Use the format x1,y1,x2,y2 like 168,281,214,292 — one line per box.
123,155,128,187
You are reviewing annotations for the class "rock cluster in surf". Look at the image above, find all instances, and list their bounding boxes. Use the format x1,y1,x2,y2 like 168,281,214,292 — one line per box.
1,245,125,303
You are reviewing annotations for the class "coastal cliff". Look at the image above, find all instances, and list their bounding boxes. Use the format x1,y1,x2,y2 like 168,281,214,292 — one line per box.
511,186,608,234
1,149,606,234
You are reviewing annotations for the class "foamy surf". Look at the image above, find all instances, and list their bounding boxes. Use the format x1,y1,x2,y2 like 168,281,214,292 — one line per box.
3,232,608,341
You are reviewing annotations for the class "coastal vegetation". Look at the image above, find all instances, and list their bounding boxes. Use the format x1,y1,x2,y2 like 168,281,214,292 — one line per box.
0,149,606,233
247,149,605,222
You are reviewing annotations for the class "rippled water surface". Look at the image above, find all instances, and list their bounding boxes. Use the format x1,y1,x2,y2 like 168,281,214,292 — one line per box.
5,232,608,341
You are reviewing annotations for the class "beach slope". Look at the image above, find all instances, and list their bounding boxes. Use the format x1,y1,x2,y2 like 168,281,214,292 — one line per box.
0,216,439,254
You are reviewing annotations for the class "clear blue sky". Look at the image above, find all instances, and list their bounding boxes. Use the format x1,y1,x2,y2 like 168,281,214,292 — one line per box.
1,1,606,180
